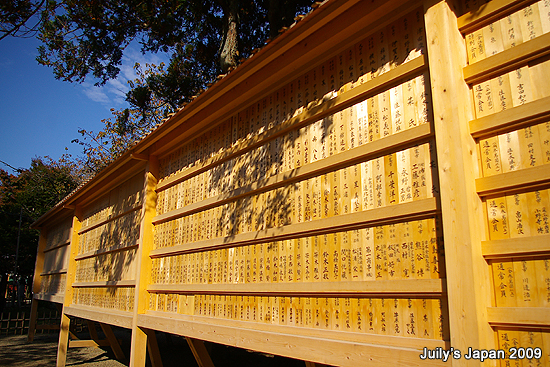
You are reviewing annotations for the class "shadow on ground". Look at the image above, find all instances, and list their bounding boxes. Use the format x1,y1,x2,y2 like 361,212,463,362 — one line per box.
0,328,312,367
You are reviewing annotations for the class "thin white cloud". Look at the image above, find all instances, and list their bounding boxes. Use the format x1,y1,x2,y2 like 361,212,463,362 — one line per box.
107,78,129,105
82,83,109,104
80,44,170,108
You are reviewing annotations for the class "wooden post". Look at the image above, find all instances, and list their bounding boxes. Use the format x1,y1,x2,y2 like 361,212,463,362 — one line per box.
87,320,100,343
100,322,126,362
186,337,215,367
130,156,159,367
27,298,39,342
145,329,163,367
57,207,81,367
424,1,495,365
27,228,48,342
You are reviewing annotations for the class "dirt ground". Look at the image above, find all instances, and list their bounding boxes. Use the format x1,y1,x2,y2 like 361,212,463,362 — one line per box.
0,327,311,367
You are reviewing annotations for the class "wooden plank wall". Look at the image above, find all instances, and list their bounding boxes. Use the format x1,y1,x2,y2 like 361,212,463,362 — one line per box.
39,0,550,366
64,172,144,325
140,6,450,366
459,0,550,365
34,215,73,304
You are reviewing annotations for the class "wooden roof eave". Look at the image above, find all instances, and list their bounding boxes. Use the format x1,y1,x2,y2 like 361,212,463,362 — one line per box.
31,150,146,229
32,0,412,229
133,0,412,158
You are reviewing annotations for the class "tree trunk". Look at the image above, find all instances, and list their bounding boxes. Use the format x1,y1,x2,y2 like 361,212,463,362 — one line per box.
219,0,239,73
268,0,283,40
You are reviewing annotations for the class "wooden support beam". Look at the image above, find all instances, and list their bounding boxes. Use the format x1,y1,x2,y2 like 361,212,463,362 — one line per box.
72,280,137,288
57,312,71,367
87,321,100,342
27,299,39,343
40,269,68,276
482,234,550,259
75,243,139,261
100,323,127,363
146,310,448,350
148,278,446,297
469,96,550,139
131,153,149,161
186,337,215,367
138,313,447,367
475,164,550,197
487,307,550,327
43,239,70,253
57,207,81,367
78,205,143,235
33,293,65,303
424,1,495,365
130,328,148,367
146,329,163,367
130,157,159,367
69,339,111,348
63,306,134,329
458,0,539,35
463,32,550,85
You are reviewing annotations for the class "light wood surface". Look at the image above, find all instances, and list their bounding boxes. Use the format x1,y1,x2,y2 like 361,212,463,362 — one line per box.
32,1,550,367
138,313,447,367
424,1,497,365
147,278,445,296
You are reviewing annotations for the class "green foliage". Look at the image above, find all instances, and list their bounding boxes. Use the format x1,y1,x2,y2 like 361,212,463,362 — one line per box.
3,0,316,178
0,0,55,40
0,157,79,277
72,62,175,177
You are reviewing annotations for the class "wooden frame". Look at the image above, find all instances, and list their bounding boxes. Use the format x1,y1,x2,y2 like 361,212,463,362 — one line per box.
30,0,550,366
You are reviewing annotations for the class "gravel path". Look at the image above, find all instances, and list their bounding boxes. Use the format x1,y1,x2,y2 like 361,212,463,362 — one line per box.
0,333,126,367
0,328,311,367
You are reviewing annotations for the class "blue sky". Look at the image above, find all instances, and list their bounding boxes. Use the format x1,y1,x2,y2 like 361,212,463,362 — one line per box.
0,35,168,173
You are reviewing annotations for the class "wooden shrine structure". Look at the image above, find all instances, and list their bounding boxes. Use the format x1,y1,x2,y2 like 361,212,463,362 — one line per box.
29,0,550,365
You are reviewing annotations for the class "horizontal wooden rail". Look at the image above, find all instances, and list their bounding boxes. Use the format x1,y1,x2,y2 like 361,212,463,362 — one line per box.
148,279,445,297
157,55,428,192
487,307,550,327
138,313,448,367
40,268,67,276
79,205,142,235
469,96,550,139
69,339,112,348
154,123,434,224
458,0,538,35
44,240,71,253
72,280,136,288
476,164,550,196
145,311,449,350
464,33,550,85
75,243,139,261
482,234,550,259
33,293,65,304
150,197,438,258
64,305,133,329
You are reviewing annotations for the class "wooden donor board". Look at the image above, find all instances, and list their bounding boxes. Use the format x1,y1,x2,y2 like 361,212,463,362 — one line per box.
144,5,450,366
31,1,550,367
68,172,144,313
34,215,73,303
462,0,550,365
